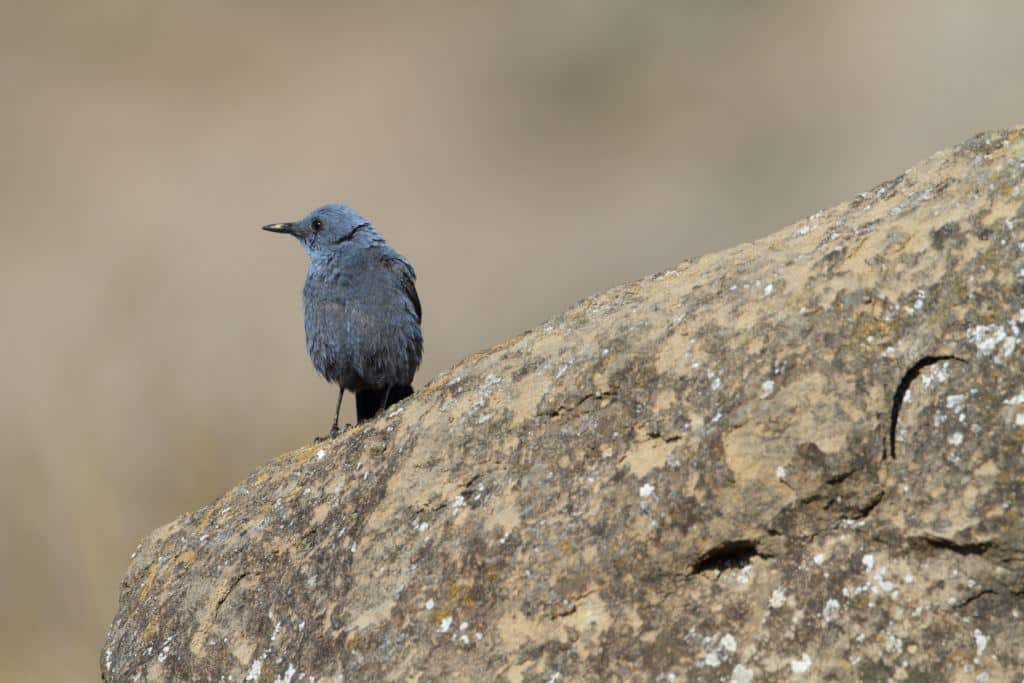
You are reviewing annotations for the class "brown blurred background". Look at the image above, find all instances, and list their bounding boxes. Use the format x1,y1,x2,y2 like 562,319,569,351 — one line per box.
3,1,1024,678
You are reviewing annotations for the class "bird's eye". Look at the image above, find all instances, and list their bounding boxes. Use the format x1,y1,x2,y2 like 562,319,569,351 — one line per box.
312,218,323,232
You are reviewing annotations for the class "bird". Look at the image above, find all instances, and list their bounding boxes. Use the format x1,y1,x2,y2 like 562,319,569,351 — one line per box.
262,203,422,440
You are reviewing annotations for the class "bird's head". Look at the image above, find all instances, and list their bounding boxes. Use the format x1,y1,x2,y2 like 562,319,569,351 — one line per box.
262,203,376,258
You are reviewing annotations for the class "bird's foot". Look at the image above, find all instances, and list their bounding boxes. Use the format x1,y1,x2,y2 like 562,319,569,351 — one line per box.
315,423,352,442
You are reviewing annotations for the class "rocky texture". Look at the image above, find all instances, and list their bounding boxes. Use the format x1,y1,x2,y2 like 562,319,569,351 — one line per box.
105,128,1024,682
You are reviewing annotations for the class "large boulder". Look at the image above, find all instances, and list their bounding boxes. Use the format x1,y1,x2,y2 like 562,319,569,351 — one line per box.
104,128,1024,681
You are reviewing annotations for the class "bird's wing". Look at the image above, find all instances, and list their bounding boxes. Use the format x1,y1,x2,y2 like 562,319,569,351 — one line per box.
383,255,422,324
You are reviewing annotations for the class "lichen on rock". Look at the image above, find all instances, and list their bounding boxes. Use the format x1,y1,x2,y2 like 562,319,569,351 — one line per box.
104,128,1024,681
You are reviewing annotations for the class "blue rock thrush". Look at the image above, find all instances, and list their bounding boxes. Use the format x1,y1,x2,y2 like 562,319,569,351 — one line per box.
263,203,422,439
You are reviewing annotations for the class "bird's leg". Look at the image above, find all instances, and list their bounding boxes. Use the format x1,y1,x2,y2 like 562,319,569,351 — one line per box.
316,386,346,442
378,385,393,415
330,386,345,436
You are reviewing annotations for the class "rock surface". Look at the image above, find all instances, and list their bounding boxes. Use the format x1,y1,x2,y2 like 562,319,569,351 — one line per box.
105,128,1024,681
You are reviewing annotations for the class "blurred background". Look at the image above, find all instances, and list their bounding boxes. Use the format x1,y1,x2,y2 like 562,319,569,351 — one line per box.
4,1,1024,678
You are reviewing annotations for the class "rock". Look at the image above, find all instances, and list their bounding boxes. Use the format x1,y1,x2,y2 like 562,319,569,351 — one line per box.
104,127,1024,681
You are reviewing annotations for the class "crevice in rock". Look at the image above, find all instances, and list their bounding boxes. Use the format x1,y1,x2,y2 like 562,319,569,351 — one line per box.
550,589,595,619
955,589,997,609
539,390,617,419
824,469,855,486
641,430,681,444
691,540,763,575
888,355,966,459
214,572,249,616
459,473,483,497
917,534,992,556
836,487,885,519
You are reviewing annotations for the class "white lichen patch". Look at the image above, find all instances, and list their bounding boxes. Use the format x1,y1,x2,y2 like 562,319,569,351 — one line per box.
276,662,297,683
974,628,989,655
425,599,435,610
775,466,786,480
316,448,326,461
813,553,825,566
920,363,950,388
708,369,722,391
639,483,655,498
790,653,812,674
948,432,964,446
769,588,787,609
730,664,755,683
821,598,840,622
967,321,1019,360
696,632,738,669
157,634,174,663
245,657,263,681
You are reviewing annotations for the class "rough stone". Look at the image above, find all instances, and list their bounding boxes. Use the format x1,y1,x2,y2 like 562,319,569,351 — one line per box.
104,128,1024,681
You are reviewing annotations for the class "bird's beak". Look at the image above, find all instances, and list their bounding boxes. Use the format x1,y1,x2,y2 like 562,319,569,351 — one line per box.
262,222,296,235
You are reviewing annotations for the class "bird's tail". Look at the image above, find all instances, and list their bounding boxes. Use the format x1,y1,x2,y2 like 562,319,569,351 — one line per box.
356,384,414,422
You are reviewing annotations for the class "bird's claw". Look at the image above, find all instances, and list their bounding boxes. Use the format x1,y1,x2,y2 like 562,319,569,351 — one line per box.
315,423,352,442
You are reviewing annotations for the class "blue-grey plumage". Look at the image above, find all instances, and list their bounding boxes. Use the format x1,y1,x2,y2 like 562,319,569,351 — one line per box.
263,203,422,438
